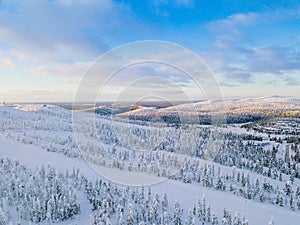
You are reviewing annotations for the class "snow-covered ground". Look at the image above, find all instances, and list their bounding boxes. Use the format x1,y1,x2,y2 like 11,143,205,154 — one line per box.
117,96,300,118
0,102,299,225
1,133,299,225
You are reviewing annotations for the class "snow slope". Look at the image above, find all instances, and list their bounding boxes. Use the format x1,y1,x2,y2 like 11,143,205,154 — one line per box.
0,133,299,225
0,103,300,224
117,96,300,118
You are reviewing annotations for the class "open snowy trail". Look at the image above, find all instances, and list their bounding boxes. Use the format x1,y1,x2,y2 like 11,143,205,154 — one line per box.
153,180,300,225
0,134,299,225
0,134,96,225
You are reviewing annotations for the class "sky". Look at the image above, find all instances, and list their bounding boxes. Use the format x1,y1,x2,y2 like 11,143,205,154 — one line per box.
0,0,299,102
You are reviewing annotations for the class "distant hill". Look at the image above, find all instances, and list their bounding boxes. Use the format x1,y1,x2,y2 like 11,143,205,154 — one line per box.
116,96,300,124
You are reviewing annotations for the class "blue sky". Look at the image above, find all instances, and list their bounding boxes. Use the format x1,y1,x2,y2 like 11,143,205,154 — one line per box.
0,0,299,102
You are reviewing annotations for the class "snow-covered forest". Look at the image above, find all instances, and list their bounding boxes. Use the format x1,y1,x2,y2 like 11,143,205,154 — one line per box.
0,99,299,224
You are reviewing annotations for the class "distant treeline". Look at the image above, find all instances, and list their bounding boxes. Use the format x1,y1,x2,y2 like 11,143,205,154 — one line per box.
114,114,263,125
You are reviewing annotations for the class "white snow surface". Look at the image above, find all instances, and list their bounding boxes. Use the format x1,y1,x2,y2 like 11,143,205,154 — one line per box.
0,133,299,225
0,103,300,225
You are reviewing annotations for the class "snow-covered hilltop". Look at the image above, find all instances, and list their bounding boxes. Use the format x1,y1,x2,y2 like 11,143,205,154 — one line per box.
117,96,300,123
0,97,299,225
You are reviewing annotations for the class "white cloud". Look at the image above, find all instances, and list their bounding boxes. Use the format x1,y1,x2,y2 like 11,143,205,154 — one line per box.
202,10,300,90
0,51,14,68
0,0,137,61
9,49,38,62
0,89,75,102
206,12,257,34
29,61,90,83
